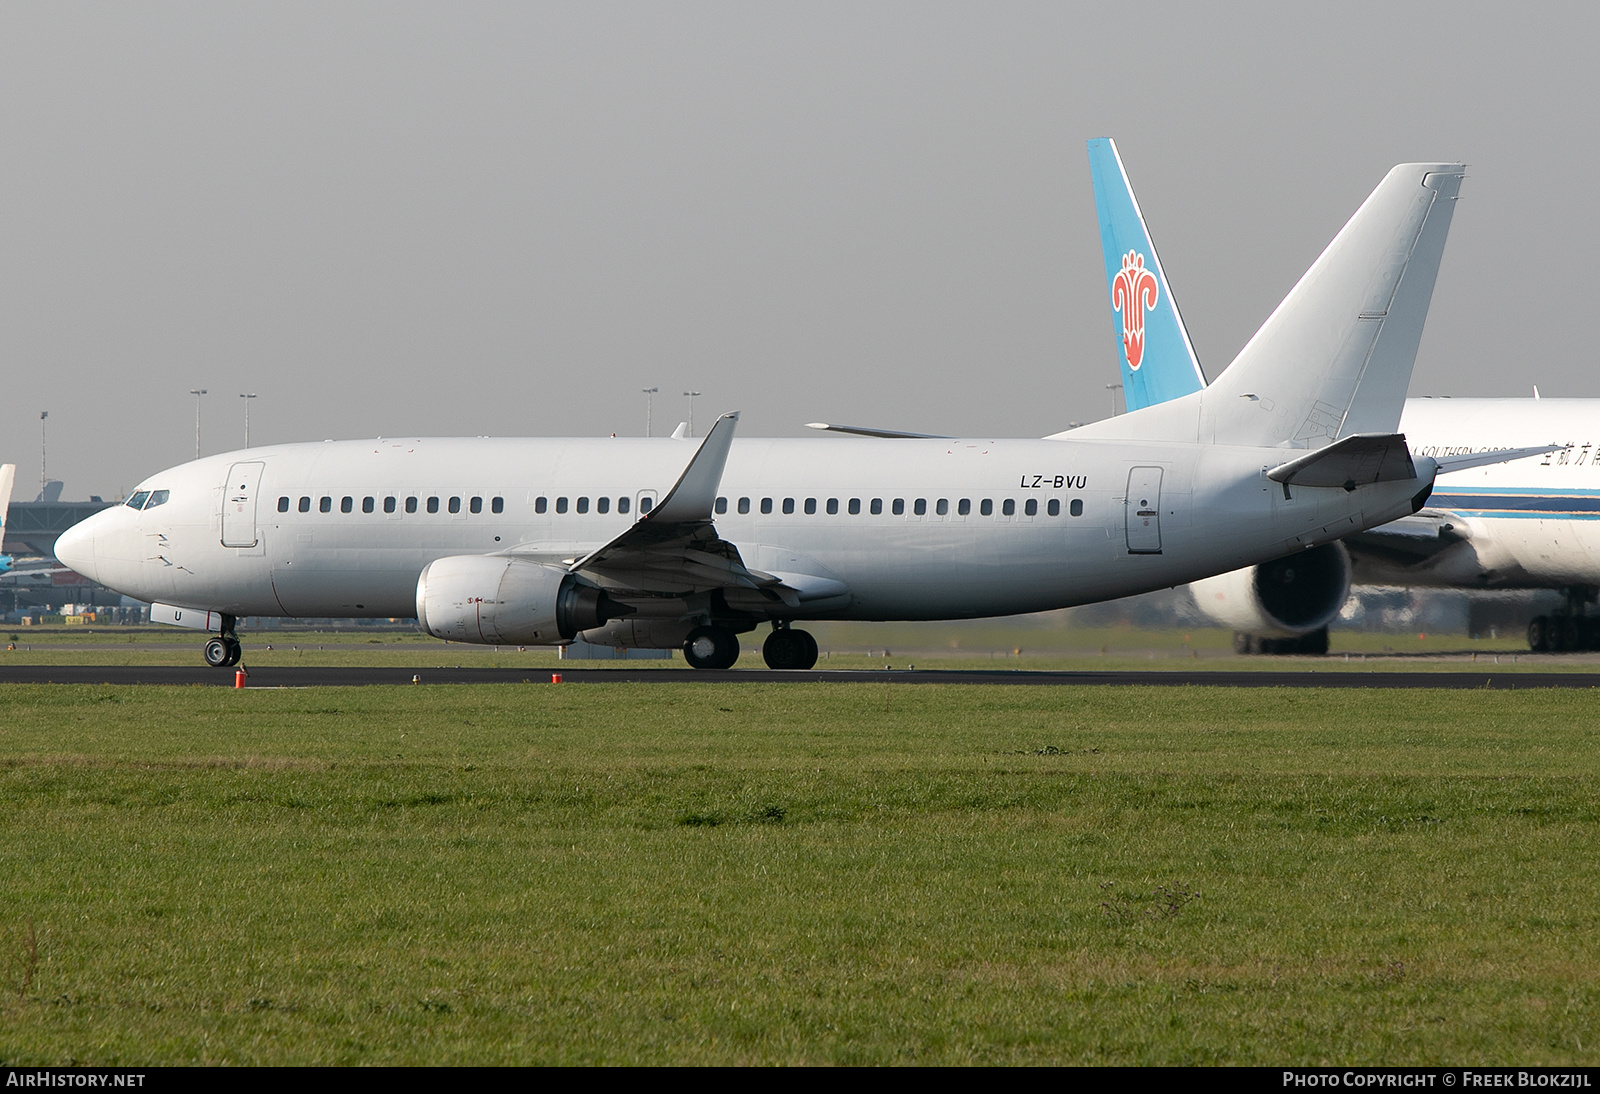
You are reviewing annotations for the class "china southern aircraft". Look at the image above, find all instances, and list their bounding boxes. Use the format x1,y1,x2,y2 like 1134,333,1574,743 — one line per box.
1088,138,1590,653
57,158,1468,670
0,464,14,573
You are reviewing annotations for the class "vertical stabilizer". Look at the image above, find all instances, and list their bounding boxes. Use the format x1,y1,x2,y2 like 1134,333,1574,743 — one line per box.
0,464,15,568
1087,138,1206,411
1204,163,1465,447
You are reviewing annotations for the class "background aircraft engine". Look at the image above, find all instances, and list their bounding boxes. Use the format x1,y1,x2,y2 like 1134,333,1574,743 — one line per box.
415,556,618,644
1188,542,1352,642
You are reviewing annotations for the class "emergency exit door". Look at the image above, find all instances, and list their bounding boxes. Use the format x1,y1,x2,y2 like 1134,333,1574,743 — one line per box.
1125,466,1163,554
221,461,265,548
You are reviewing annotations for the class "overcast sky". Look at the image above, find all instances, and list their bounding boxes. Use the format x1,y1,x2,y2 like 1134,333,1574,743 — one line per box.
3,1,1594,498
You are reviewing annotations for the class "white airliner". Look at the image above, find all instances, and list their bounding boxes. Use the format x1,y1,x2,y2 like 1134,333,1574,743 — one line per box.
1087,139,1594,653
56,160,1469,670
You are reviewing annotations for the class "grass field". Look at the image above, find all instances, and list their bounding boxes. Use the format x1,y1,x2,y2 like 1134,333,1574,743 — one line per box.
2,682,1598,1064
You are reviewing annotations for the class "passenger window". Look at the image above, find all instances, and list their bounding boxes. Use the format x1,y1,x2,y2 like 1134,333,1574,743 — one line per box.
145,490,170,509
277,496,289,513
320,497,332,513
535,497,547,514
384,497,397,514
893,499,905,516
715,497,728,514
957,499,970,516
299,497,312,513
427,497,439,514
738,497,750,515
556,497,568,514
639,496,653,513
848,498,861,515
1002,499,1015,517
783,498,795,515
405,497,418,514
761,498,773,514
448,497,461,514
362,497,375,514
576,497,589,514
597,497,610,514
936,499,948,516
1070,499,1084,517
470,496,482,514
126,491,151,510
491,497,504,514
1025,498,1038,517
981,499,993,516
913,499,926,516
826,498,838,515
341,496,353,513
617,496,630,514
1047,499,1060,517
805,498,817,515
870,498,882,515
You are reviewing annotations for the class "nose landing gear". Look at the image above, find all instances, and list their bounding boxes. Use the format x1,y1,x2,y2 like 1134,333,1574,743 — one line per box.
202,614,243,668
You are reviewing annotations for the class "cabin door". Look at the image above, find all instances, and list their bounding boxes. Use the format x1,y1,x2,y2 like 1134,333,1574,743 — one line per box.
1124,466,1163,554
221,462,265,548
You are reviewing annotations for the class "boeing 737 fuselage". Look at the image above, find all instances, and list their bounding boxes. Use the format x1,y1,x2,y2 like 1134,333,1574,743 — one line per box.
53,432,1436,667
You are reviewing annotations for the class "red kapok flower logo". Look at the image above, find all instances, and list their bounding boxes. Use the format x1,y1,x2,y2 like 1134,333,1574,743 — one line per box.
1112,250,1159,370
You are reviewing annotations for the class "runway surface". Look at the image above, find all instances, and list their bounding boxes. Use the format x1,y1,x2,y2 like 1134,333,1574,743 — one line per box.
2,665,1599,688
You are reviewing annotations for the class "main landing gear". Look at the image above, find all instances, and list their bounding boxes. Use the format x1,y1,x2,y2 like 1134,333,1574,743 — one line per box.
1527,587,1600,652
762,624,819,670
202,614,243,668
1232,626,1329,656
682,625,740,670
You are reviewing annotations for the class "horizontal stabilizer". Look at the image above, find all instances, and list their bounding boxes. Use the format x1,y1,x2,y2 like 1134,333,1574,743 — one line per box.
1435,445,1559,475
1267,433,1416,489
806,423,953,440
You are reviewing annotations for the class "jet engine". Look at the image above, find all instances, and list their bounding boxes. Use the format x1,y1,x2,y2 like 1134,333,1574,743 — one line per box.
1188,542,1351,650
415,556,622,644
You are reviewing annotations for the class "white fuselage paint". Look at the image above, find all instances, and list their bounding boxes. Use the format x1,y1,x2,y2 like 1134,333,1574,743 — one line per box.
1372,398,1600,589
56,434,1431,634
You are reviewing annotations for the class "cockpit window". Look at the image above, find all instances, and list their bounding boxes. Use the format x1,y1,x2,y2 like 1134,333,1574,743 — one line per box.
143,490,171,510
126,491,151,510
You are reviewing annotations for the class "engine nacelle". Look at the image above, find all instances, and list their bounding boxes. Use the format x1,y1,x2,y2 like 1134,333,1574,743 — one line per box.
415,556,617,644
1188,542,1352,638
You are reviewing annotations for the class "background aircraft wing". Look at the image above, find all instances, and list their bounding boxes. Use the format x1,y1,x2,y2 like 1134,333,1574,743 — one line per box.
1344,509,1468,564
805,422,953,439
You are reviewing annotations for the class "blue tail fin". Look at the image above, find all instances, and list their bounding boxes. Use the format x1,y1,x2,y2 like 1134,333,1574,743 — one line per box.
1088,138,1206,412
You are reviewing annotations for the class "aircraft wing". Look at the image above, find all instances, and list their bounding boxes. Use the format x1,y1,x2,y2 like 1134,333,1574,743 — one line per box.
1434,445,1560,474
564,413,789,599
1344,509,1467,564
805,422,953,440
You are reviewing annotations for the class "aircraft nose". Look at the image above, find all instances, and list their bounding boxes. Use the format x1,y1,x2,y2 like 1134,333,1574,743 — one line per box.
53,518,100,582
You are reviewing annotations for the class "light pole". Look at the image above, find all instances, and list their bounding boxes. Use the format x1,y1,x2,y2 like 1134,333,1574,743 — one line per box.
642,387,658,437
683,391,701,437
190,389,207,459
39,411,48,497
240,393,257,448
1105,382,1123,417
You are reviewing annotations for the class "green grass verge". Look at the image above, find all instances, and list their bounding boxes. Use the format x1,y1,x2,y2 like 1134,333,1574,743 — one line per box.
1,683,1598,1064
0,624,1558,672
